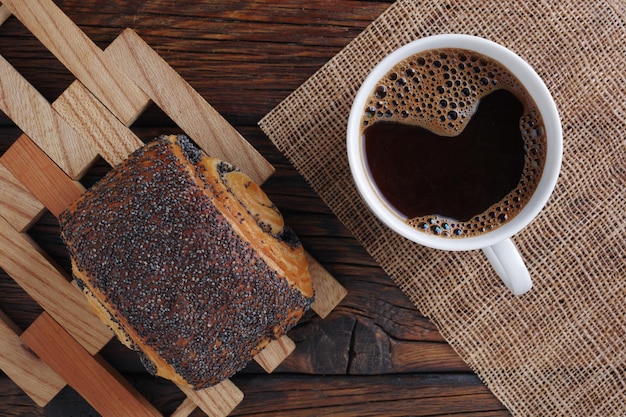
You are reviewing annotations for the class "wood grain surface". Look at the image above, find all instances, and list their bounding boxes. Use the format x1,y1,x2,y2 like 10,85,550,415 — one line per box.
0,1,512,416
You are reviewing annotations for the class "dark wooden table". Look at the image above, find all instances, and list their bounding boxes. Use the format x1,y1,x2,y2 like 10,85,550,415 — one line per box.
0,1,511,416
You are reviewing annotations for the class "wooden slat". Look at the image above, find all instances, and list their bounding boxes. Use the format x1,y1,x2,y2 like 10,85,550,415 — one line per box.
52,81,144,167
51,30,162,168
0,162,45,232
0,310,66,407
20,312,162,417
2,0,149,126
305,251,347,319
0,5,11,26
1,135,84,218
107,28,275,185
254,335,296,374
0,214,112,355
177,380,244,417
0,55,97,178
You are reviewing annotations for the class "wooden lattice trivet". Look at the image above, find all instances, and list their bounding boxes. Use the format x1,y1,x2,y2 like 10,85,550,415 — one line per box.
0,1,347,416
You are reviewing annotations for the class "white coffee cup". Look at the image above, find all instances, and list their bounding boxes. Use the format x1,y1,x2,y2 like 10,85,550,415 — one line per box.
347,34,562,296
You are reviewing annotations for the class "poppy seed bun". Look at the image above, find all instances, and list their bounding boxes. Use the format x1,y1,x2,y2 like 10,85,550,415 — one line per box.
59,134,314,388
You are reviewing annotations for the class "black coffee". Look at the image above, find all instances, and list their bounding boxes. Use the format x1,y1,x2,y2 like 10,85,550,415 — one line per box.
360,48,546,238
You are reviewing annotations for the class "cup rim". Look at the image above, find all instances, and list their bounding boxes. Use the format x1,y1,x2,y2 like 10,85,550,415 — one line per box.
347,34,563,251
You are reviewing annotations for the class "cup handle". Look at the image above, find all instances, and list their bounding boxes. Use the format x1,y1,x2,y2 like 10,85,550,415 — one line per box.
482,239,532,296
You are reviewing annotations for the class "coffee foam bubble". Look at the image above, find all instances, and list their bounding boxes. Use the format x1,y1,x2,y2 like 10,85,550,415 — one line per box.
361,48,547,238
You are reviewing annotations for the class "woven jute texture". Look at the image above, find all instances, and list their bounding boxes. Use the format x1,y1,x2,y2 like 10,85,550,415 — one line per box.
260,0,626,415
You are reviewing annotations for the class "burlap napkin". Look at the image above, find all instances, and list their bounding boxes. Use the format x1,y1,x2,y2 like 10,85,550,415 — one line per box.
260,1,626,415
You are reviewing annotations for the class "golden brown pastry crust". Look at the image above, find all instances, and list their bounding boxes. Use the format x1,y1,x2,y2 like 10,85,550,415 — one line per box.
59,134,313,388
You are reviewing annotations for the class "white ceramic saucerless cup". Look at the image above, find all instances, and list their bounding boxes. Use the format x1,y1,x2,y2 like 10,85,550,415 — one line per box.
347,34,562,296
